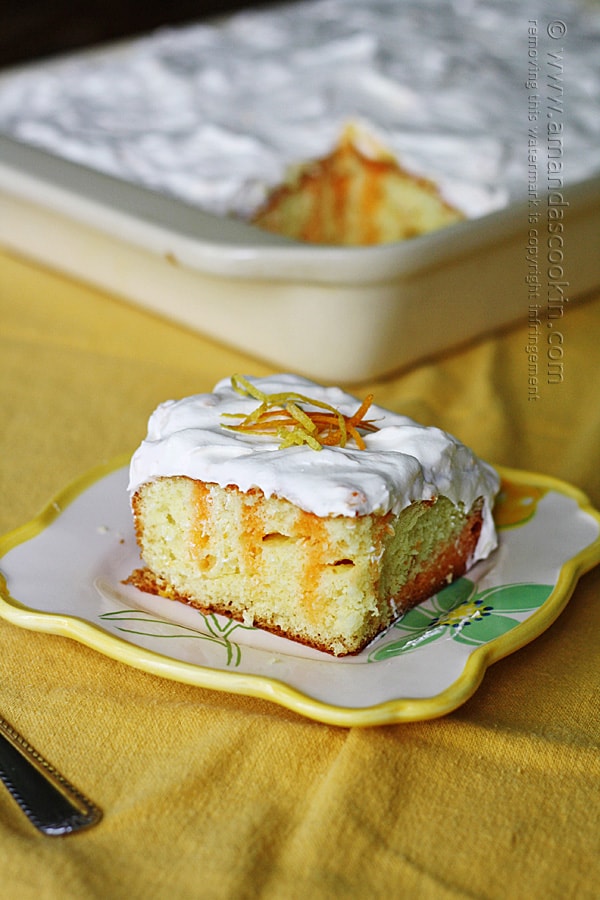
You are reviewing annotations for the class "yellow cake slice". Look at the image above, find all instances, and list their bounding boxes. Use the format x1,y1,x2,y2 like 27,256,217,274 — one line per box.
251,125,464,245
126,374,499,657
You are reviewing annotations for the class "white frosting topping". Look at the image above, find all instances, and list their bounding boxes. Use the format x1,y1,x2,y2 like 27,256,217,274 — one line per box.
128,374,499,562
0,0,598,221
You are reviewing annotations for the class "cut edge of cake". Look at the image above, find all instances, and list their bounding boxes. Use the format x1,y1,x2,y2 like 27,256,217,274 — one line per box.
250,123,464,246
126,476,486,657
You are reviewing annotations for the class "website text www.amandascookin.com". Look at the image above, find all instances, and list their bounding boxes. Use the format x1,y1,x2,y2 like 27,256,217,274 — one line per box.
525,18,570,402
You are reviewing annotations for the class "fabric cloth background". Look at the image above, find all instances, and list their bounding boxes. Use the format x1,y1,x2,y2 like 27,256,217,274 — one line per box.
1,247,599,899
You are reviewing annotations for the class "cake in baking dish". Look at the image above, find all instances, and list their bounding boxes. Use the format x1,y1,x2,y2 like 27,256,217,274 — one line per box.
251,125,464,245
126,374,499,657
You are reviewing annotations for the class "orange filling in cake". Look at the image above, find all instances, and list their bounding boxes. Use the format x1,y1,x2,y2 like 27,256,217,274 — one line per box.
125,375,499,657
251,126,464,245
127,478,484,656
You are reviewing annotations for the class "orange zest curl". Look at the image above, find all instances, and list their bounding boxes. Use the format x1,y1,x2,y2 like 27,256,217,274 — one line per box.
221,374,379,451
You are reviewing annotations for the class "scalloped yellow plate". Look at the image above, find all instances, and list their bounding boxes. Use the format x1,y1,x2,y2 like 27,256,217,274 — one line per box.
0,458,599,727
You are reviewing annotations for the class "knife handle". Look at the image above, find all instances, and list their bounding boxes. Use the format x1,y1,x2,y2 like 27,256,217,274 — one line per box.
0,716,102,836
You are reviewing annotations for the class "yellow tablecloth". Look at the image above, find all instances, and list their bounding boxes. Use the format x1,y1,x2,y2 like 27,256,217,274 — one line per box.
1,248,599,899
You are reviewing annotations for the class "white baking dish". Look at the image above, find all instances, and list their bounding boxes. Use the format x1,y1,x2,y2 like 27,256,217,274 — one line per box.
1,133,599,383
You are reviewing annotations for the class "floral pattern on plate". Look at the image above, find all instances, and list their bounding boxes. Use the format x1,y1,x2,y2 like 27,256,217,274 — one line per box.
369,578,553,661
0,459,599,726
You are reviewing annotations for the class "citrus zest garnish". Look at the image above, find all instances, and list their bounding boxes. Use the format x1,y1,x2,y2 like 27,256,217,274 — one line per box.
221,374,379,451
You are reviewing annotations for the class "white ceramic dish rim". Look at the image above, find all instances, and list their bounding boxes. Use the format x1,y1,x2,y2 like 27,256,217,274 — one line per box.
2,133,599,286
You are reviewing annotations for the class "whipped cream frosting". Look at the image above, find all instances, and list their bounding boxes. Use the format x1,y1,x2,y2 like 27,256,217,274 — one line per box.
0,0,598,221
128,375,500,562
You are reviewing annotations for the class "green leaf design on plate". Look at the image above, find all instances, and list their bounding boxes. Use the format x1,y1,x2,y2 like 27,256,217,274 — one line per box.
99,609,248,666
369,579,554,661
369,625,445,660
452,612,519,647
475,583,553,613
434,576,475,611
394,605,439,632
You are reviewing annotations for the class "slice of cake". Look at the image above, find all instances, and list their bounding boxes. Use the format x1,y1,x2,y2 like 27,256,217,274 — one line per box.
126,374,499,656
251,125,464,245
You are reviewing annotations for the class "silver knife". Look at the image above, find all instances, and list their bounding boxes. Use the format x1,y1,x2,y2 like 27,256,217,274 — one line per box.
0,715,102,836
